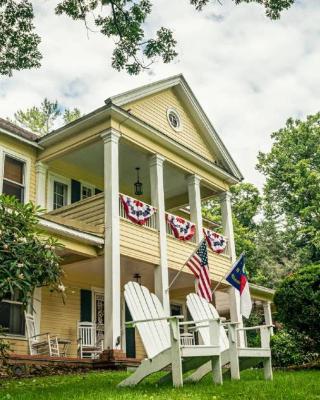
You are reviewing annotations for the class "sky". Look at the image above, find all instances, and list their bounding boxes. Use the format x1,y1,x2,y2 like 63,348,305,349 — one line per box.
0,0,319,189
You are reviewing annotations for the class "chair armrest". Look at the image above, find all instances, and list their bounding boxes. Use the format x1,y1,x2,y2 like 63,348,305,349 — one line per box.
236,324,274,331
179,317,220,326
29,332,51,339
126,315,184,328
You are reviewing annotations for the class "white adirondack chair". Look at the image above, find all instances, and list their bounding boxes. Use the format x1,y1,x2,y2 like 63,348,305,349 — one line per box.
185,293,273,382
118,282,223,388
25,313,60,357
77,321,103,359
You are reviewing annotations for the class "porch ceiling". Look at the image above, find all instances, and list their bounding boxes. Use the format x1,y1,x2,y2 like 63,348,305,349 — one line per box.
49,140,215,208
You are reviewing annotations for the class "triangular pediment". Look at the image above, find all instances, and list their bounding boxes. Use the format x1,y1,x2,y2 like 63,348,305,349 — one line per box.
109,75,243,181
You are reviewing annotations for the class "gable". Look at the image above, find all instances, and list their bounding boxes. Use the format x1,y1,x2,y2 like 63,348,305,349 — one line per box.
124,88,216,163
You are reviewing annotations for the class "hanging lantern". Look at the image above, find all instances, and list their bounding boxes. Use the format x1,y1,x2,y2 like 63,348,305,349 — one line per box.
134,167,143,196
133,273,142,285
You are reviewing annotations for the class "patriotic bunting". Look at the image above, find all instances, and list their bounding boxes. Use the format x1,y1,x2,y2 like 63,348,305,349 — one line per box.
203,228,227,254
166,214,195,241
120,194,156,225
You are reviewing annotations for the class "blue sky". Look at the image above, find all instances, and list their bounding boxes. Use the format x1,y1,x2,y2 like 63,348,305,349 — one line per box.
0,0,319,189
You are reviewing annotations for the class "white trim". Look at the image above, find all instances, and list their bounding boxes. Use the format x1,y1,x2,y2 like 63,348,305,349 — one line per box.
0,127,42,149
0,145,31,203
80,180,95,200
38,217,104,246
166,108,182,132
47,172,71,211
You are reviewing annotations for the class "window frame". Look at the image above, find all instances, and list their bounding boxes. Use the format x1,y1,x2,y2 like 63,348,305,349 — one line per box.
0,146,31,203
47,172,71,211
81,181,95,200
0,296,26,338
166,108,182,132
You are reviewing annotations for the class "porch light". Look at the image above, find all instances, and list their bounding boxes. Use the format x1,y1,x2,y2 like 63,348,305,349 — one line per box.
133,273,142,285
134,167,143,196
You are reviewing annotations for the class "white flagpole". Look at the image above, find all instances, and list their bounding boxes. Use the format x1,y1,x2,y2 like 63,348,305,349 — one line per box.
166,238,206,291
211,251,245,294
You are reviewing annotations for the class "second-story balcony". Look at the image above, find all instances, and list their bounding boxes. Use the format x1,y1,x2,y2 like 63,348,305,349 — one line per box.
44,191,232,276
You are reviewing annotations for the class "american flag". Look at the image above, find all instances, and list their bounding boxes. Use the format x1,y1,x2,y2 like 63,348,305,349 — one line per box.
186,240,212,302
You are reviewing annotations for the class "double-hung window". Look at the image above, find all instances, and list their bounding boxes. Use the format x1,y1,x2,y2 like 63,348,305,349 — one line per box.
0,292,25,336
2,155,26,203
53,181,68,210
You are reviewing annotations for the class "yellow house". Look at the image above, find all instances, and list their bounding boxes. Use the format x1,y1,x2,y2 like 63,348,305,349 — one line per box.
0,75,274,363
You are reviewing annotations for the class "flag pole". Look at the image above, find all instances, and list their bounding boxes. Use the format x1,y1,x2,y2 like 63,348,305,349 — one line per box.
166,238,206,291
211,251,245,294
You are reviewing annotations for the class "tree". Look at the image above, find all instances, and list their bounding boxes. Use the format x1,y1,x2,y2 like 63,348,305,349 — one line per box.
1,0,295,77
257,112,320,265
12,98,83,135
0,195,64,307
273,264,320,352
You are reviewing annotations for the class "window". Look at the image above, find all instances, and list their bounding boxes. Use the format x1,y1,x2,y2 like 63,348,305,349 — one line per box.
0,292,25,336
53,181,68,210
167,108,182,131
2,155,25,202
82,185,93,200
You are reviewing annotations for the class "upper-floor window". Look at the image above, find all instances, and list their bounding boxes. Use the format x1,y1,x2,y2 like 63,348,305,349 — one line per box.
53,181,68,210
82,184,94,200
167,108,182,132
2,155,26,203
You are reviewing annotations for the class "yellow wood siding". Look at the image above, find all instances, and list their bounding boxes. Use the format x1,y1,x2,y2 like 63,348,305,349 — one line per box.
125,89,215,162
6,337,28,355
120,219,160,264
0,133,37,203
167,235,232,281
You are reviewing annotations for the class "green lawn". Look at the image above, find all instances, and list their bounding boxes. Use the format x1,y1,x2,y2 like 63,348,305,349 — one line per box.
0,369,319,400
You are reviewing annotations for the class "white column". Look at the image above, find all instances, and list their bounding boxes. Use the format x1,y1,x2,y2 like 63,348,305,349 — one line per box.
149,154,170,314
35,162,48,209
220,191,245,347
102,130,121,350
263,301,274,335
187,175,203,243
34,162,48,334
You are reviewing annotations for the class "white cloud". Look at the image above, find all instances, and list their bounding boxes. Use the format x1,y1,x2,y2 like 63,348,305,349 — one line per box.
0,0,319,189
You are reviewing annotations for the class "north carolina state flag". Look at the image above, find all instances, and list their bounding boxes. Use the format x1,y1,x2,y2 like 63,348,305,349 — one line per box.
226,254,252,318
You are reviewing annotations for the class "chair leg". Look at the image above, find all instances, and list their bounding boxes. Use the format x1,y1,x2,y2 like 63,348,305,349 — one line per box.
211,356,223,385
171,352,183,388
263,357,273,380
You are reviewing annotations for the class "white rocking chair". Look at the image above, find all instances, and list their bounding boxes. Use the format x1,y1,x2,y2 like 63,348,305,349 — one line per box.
118,282,223,388
185,293,273,382
77,321,103,359
25,313,60,357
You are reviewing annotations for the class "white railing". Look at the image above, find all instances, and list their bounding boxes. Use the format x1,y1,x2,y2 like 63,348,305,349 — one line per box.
119,193,157,230
165,213,197,243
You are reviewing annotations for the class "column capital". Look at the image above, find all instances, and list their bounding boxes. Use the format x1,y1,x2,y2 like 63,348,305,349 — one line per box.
101,129,121,144
149,153,165,167
35,161,48,174
219,191,232,202
187,174,201,186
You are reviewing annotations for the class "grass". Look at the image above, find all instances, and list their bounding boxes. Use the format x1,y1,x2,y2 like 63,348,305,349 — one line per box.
0,369,319,400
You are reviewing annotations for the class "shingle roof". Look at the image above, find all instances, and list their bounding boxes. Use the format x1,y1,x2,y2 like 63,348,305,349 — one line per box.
0,117,39,142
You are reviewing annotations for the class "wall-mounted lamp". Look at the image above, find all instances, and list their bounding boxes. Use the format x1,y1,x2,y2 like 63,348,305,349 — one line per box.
133,273,142,285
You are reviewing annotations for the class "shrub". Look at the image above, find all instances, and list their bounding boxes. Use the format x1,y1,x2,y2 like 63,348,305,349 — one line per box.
271,328,318,367
274,264,320,352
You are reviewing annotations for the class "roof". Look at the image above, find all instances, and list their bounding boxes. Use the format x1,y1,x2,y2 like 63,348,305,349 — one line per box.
0,117,39,142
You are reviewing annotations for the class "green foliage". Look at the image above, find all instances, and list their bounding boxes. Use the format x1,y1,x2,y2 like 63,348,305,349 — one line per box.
0,195,64,307
274,264,320,352
271,328,318,367
13,98,82,135
1,0,295,76
0,326,10,361
230,183,261,228
257,113,320,264
0,0,42,76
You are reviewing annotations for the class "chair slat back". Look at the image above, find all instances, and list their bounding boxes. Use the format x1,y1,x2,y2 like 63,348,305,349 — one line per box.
25,313,37,343
186,293,229,351
124,282,170,359
78,321,96,347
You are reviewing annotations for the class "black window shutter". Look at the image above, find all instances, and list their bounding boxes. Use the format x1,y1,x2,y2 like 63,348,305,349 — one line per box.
80,289,92,322
125,302,136,358
95,188,102,195
71,179,81,203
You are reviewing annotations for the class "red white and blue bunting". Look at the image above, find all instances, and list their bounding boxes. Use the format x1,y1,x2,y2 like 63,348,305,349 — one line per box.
203,228,227,254
120,194,156,226
166,214,196,241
